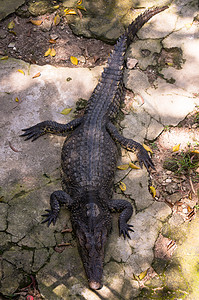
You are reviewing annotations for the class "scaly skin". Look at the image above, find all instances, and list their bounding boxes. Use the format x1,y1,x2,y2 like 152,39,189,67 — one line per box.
21,6,168,290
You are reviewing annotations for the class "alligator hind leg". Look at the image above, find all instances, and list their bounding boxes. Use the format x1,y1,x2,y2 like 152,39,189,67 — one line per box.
42,190,74,226
21,117,83,141
106,122,154,171
108,199,134,239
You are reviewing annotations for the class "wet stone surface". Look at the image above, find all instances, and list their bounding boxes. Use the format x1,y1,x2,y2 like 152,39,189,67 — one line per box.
0,0,199,299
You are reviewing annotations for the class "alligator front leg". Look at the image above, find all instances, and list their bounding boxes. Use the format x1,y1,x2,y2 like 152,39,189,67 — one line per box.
21,117,83,141
106,122,155,171
108,199,134,239
42,190,74,226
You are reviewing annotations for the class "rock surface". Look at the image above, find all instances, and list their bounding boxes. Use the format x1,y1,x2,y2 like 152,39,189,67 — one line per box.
0,0,199,299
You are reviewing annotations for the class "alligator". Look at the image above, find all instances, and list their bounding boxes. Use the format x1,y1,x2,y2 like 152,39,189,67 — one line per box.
21,6,167,290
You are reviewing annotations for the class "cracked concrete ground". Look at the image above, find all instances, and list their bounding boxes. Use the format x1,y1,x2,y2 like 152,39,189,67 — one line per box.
0,1,199,299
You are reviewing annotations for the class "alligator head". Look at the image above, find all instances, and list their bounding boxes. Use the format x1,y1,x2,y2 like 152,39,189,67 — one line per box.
72,201,112,289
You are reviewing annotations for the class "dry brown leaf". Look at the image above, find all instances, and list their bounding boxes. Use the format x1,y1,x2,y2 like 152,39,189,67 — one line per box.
32,72,41,79
49,39,57,44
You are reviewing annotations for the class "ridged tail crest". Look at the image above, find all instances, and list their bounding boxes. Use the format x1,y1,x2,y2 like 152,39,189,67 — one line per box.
126,6,168,46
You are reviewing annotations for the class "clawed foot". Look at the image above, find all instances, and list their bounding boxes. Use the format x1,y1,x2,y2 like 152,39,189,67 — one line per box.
137,147,155,171
120,224,134,239
20,124,45,141
41,209,58,227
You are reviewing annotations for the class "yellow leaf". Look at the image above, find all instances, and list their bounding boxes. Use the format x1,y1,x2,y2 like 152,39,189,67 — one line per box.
60,108,72,115
117,164,129,170
167,62,173,66
17,69,25,75
139,269,148,280
7,20,15,30
32,72,41,79
173,144,180,152
9,30,16,36
54,15,60,26
0,56,9,60
119,182,126,192
64,8,77,15
30,19,43,26
15,97,19,102
191,150,199,154
185,23,192,29
50,48,56,57
53,5,60,9
143,143,153,154
70,56,78,65
44,48,52,57
129,162,140,169
150,186,156,198
76,5,86,11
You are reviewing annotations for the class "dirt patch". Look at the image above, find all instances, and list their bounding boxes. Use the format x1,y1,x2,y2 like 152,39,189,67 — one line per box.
0,12,113,68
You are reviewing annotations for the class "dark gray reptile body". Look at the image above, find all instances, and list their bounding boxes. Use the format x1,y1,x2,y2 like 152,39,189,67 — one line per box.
22,6,167,290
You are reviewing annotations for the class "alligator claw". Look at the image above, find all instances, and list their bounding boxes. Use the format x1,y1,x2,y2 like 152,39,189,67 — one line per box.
21,125,45,141
137,148,155,171
41,209,58,226
120,224,134,239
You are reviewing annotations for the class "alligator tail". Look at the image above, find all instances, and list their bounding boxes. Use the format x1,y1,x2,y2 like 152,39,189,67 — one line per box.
126,6,168,47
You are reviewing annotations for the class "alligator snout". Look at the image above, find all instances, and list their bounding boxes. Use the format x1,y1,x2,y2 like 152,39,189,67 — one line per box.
89,281,103,290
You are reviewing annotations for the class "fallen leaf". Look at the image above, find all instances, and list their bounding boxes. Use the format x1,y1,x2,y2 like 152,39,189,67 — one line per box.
129,162,140,169
70,56,78,65
53,5,60,9
50,48,56,57
60,108,72,115
44,48,52,57
0,56,9,60
143,143,153,154
119,181,126,192
76,5,86,11
17,69,25,75
185,23,192,29
191,150,199,154
8,30,16,36
32,72,41,79
7,20,15,30
54,15,60,26
30,19,43,26
150,186,156,197
167,62,173,66
49,39,57,44
15,97,19,102
173,144,180,152
64,8,77,15
117,164,129,170
139,269,148,280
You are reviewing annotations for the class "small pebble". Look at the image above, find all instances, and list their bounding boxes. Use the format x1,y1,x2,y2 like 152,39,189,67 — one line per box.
8,42,15,48
165,178,172,183
126,58,138,69
50,33,59,40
